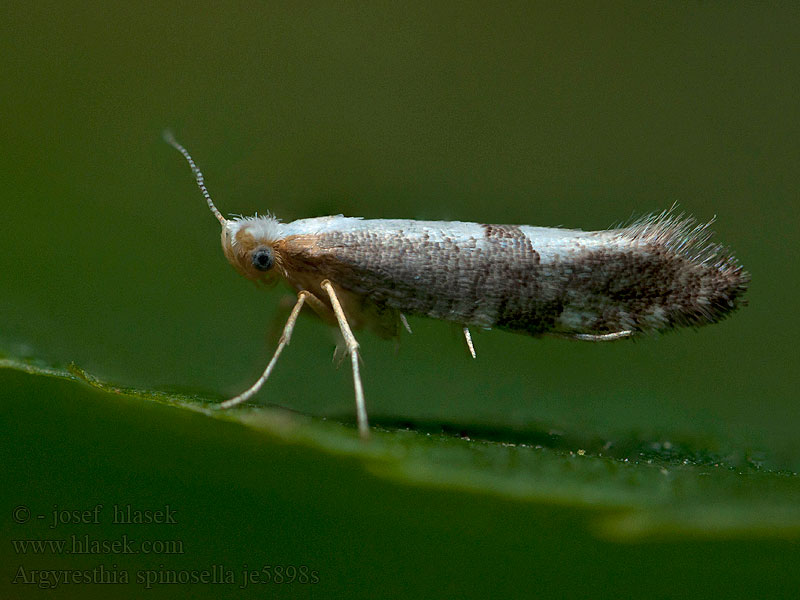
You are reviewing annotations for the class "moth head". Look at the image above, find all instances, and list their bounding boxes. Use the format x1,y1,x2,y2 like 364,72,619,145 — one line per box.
221,216,284,283
163,131,284,283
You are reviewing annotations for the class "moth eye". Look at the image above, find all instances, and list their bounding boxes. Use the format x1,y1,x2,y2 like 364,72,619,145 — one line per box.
251,246,274,271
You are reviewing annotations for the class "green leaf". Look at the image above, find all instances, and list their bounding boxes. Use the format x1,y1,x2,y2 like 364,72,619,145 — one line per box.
3,354,799,542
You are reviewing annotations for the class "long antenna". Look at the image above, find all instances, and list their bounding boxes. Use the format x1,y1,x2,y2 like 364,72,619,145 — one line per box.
162,130,227,225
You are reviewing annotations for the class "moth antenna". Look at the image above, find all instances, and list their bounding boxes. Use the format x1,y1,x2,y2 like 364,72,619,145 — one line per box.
162,130,227,225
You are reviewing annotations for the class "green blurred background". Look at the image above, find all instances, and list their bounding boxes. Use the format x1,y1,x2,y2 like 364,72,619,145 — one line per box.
2,2,799,598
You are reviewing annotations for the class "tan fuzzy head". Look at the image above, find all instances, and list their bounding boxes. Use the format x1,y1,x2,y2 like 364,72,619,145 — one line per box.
162,132,288,285
221,216,286,283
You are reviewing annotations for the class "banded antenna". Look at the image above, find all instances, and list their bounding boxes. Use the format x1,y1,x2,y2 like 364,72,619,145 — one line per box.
163,130,227,225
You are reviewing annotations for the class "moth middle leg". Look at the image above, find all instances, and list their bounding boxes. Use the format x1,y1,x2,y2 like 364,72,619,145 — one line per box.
321,279,369,439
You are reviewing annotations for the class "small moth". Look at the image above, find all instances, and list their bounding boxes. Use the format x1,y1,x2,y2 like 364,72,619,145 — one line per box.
164,132,749,439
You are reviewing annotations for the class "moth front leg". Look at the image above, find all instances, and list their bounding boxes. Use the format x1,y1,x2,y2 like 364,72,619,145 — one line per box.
216,290,314,410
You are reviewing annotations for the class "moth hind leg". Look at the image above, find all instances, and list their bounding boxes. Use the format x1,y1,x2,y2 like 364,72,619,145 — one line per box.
570,330,635,341
463,326,477,358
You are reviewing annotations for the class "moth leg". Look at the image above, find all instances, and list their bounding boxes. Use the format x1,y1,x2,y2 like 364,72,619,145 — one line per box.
320,279,369,439
571,331,634,342
300,290,337,323
265,294,300,346
399,313,413,334
290,292,347,366
216,291,311,410
463,326,477,359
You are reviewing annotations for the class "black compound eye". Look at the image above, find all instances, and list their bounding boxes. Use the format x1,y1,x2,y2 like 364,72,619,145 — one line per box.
251,246,274,271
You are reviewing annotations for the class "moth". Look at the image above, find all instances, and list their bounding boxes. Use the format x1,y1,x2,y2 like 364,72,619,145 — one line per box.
165,132,749,439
